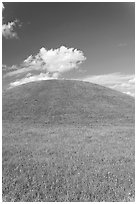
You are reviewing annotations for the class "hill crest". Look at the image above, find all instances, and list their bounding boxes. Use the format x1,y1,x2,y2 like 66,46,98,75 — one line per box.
3,79,134,126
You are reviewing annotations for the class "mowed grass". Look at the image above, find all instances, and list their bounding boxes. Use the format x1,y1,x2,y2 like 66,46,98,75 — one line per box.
2,80,135,201
3,122,135,202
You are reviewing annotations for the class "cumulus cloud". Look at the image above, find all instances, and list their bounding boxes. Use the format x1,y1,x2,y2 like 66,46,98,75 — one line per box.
2,20,20,39
22,46,86,73
2,3,21,39
82,73,135,97
6,46,86,78
8,46,86,87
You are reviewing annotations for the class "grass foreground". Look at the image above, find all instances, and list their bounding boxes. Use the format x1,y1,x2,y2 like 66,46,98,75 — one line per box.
3,122,135,202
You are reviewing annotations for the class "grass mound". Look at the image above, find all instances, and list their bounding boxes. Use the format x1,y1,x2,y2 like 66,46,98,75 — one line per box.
2,80,135,201
3,80,134,126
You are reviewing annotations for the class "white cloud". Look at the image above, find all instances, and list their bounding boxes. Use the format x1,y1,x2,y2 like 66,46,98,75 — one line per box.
5,67,32,76
123,91,134,97
2,3,22,39
6,46,86,78
7,46,86,87
9,73,57,88
2,64,18,73
22,46,86,73
2,3,5,11
2,20,20,39
2,64,7,70
83,73,134,85
24,55,33,64
128,78,135,84
8,46,86,87
82,73,135,97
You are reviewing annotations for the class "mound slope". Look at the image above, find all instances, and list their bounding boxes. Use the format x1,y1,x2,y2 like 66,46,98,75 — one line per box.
2,79,134,126
2,80,135,202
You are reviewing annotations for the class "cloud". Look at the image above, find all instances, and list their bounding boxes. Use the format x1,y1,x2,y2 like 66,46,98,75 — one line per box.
7,46,86,87
8,46,86,87
5,67,32,76
123,91,134,97
2,3,5,11
2,3,22,39
2,20,20,39
82,73,135,97
6,46,85,78
24,55,33,64
2,64,18,71
22,46,86,73
2,64,7,70
6,46,86,78
9,73,57,88
2,64,18,75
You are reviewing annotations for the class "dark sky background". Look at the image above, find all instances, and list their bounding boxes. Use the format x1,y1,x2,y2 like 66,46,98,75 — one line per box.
2,2,135,77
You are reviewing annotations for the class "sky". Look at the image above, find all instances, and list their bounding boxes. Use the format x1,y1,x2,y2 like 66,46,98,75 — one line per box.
2,2,135,96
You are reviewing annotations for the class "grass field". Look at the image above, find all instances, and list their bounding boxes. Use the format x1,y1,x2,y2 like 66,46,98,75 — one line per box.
2,80,135,201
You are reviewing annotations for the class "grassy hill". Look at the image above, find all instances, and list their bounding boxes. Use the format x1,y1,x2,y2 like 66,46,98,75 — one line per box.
3,79,134,125
2,80,135,201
